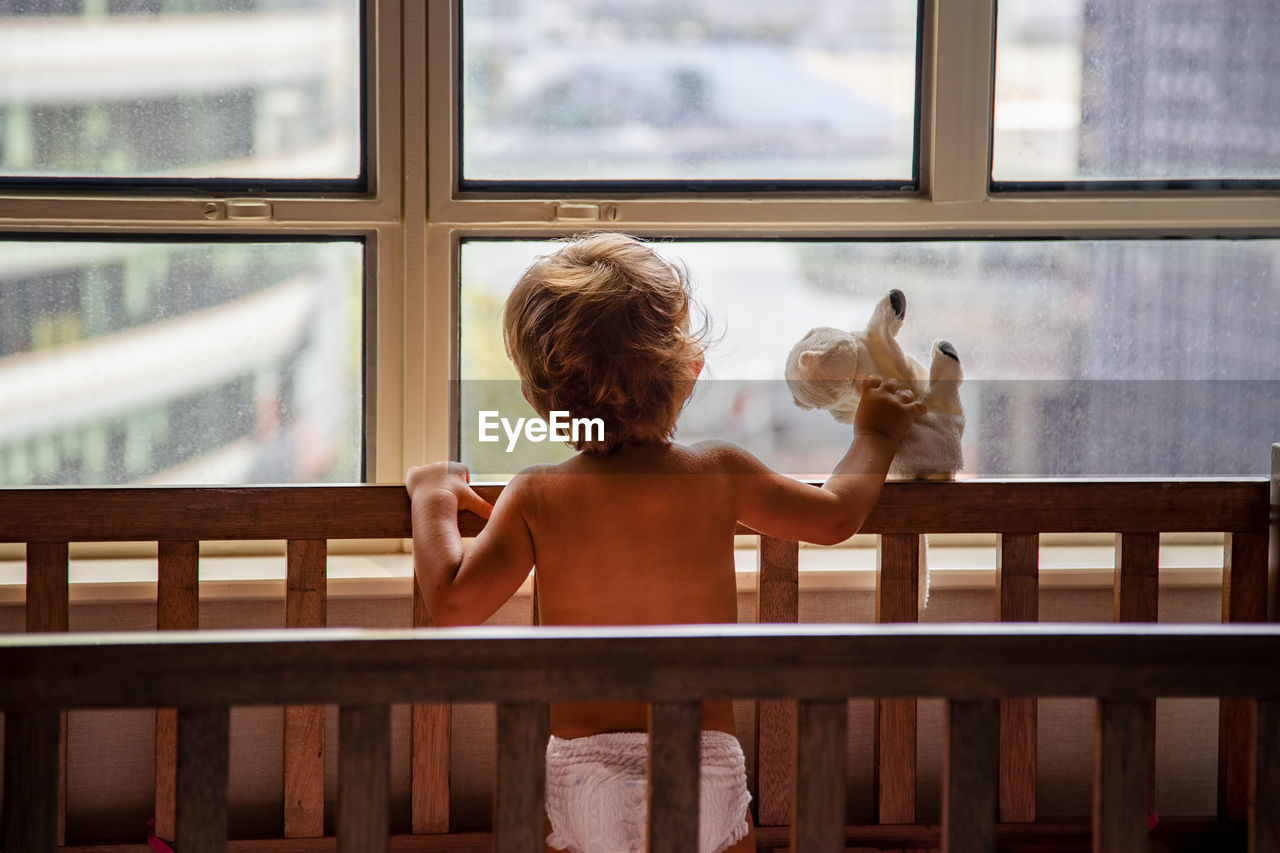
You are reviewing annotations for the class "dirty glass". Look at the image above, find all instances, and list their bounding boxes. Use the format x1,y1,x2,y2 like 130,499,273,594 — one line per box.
460,238,1279,479
993,0,1280,183
0,240,363,485
461,0,919,184
0,0,361,180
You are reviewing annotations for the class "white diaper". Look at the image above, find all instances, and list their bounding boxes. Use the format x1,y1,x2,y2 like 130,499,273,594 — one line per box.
545,731,751,853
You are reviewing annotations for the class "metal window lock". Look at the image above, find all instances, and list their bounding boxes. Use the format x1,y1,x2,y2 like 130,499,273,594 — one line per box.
553,203,619,222
224,200,274,220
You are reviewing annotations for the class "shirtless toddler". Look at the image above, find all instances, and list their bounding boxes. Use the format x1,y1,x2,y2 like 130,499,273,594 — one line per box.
406,232,924,853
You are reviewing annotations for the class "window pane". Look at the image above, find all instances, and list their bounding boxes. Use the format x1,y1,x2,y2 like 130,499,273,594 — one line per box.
0,240,363,485
0,1,360,181
460,238,1279,479
993,0,1280,183
461,0,918,183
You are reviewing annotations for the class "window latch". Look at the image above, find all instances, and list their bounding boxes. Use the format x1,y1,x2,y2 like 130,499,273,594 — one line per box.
554,203,619,222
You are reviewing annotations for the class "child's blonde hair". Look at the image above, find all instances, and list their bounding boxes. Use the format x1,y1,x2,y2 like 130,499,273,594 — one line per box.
502,233,706,454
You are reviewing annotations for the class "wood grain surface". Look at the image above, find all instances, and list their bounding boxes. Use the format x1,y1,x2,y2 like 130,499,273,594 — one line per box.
755,535,798,827
996,533,1038,824
0,478,1267,542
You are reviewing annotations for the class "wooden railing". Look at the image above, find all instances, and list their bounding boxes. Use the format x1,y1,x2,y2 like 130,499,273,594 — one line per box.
0,444,1276,851
2,624,1280,853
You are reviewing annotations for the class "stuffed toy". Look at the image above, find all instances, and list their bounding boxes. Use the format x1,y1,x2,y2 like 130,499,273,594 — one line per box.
784,289,965,612
784,288,965,480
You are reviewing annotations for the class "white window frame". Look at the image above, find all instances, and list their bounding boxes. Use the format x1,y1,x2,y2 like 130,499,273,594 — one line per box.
419,0,1280,469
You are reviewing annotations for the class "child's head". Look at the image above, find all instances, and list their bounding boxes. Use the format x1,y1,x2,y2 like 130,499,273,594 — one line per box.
503,232,706,454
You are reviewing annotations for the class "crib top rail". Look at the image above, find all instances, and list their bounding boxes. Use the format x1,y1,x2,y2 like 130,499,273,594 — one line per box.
3,622,1279,712
0,477,1270,542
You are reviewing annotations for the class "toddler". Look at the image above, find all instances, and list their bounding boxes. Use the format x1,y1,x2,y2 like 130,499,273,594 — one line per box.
406,232,924,853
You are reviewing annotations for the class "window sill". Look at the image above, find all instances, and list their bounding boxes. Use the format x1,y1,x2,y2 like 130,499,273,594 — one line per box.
0,537,1227,607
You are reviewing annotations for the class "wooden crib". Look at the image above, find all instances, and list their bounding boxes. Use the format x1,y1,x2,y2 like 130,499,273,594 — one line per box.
1,446,1276,852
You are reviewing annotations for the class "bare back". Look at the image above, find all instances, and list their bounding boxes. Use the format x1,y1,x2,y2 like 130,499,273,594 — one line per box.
516,442,742,739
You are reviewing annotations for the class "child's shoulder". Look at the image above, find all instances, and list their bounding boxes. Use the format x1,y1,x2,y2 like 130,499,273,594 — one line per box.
685,439,773,475
505,442,774,490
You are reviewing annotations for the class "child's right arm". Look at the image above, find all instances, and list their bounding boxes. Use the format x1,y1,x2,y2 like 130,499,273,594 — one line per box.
406,461,535,627
713,377,925,545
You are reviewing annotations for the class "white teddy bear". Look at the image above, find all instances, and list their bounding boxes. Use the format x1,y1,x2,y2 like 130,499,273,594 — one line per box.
784,288,965,481
784,289,965,612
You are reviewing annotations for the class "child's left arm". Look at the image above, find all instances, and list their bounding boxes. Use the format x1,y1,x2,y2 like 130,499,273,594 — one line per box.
405,462,536,627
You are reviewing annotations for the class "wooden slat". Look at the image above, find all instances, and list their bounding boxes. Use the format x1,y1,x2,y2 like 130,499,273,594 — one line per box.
757,535,799,623
155,709,181,844
755,535,798,827
286,539,328,629
1270,444,1279,624
943,700,999,853
284,707,326,837
996,533,1038,824
1114,532,1159,623
285,539,327,839
3,710,60,853
158,540,201,632
1114,532,1158,816
1254,699,1279,853
875,699,916,825
997,533,1039,623
411,705,450,834
793,700,848,853
876,533,918,824
1221,530,1268,821
877,534,920,621
755,700,795,828
26,541,69,847
177,706,230,853
338,704,390,853
411,560,450,835
26,542,69,634
493,702,547,853
649,701,702,853
156,540,200,843
1093,699,1154,853
998,699,1036,823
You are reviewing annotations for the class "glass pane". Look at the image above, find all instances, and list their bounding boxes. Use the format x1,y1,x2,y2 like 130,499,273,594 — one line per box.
461,0,918,183
461,238,1279,479
0,240,363,485
993,0,1280,183
0,1,360,181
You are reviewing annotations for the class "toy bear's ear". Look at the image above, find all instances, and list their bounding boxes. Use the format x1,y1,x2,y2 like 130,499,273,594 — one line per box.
796,349,825,373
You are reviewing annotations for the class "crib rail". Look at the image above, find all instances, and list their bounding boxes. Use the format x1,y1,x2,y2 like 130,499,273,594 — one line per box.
0,478,1269,542
1,452,1277,850
2,624,1279,853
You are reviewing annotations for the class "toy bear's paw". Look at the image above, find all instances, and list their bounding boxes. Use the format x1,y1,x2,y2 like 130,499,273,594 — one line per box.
870,289,907,336
930,340,963,381
889,288,906,320
927,339,965,414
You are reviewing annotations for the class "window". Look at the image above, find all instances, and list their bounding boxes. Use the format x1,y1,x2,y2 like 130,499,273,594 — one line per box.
0,0,362,186
0,239,363,485
460,0,920,187
459,238,1280,479
440,0,1280,481
0,0,376,488
3,0,1278,491
993,0,1280,186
